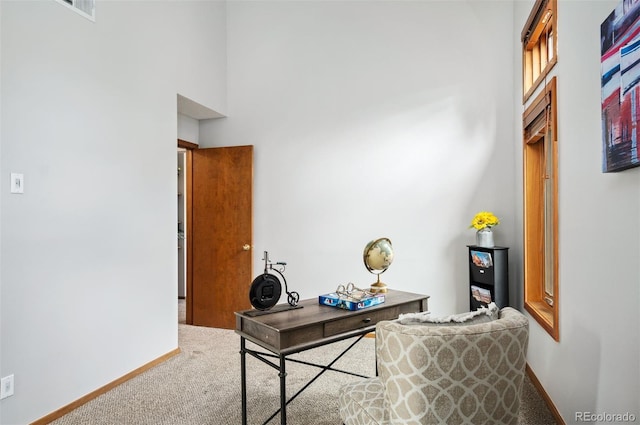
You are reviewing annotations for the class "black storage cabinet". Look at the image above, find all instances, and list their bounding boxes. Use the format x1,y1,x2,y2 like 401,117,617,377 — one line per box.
467,245,509,310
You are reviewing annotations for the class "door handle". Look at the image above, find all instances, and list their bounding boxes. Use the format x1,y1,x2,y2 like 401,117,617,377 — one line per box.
243,244,251,251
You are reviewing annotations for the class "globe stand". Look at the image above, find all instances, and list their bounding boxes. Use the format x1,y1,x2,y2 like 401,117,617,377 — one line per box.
370,274,388,294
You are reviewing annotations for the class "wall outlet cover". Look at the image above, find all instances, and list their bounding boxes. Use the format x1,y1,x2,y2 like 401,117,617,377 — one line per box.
1,375,14,399
10,173,24,194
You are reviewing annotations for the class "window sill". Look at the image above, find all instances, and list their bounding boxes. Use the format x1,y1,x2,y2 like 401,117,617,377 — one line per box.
525,300,558,341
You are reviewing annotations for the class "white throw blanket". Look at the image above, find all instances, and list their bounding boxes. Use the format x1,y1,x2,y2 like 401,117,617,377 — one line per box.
397,302,499,325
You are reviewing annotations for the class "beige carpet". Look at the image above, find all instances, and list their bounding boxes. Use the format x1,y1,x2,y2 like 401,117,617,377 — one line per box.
51,301,558,424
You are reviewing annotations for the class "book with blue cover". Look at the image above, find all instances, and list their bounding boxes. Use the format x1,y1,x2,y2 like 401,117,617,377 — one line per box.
318,292,385,311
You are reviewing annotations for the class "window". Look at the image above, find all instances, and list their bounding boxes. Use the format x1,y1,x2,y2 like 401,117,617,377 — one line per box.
522,0,557,102
523,77,559,341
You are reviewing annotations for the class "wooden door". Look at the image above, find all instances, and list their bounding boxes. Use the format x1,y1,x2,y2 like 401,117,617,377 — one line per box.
190,145,253,329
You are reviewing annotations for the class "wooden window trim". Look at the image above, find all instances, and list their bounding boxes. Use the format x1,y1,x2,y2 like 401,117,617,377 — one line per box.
523,77,559,341
522,0,557,103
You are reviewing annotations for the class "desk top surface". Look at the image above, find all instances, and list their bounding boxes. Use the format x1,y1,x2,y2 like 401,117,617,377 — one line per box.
236,289,426,331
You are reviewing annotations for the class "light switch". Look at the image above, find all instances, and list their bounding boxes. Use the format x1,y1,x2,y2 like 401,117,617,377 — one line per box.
10,173,24,194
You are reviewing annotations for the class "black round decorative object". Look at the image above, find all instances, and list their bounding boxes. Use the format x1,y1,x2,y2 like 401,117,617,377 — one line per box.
249,251,300,311
249,273,282,310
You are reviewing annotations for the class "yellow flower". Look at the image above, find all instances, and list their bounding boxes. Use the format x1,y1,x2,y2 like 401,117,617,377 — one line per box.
469,211,500,230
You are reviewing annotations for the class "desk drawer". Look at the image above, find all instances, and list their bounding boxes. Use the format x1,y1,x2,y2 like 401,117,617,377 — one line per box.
324,307,397,337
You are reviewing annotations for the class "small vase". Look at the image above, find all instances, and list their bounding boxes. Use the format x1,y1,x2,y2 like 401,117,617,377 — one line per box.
476,227,494,248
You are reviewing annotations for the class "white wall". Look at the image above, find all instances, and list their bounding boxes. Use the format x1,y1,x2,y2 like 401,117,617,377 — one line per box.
201,0,517,316
513,1,640,423
0,1,226,423
0,1,3,417
178,113,200,144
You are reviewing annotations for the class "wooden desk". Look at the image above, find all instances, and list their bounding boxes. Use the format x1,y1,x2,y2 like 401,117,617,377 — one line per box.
235,289,429,425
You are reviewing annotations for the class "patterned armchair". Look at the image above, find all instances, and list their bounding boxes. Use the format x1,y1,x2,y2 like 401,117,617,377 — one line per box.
338,307,529,425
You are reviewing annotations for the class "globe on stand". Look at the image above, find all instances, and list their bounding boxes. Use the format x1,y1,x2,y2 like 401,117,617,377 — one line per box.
363,238,394,294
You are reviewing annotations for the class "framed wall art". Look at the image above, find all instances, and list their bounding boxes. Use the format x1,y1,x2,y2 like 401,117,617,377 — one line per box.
601,0,640,172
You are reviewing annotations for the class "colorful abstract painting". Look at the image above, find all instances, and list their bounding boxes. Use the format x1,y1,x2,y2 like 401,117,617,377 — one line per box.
601,0,640,172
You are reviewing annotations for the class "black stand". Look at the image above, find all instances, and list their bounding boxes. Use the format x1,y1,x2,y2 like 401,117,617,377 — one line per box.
468,245,509,310
244,304,304,317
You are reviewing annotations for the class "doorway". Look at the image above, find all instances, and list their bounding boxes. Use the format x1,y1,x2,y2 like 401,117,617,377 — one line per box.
177,139,196,325
177,148,187,324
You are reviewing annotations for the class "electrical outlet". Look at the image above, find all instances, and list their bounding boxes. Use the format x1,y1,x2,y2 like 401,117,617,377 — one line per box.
1,375,14,399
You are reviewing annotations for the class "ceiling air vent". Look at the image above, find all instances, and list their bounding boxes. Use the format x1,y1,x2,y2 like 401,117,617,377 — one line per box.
55,0,95,22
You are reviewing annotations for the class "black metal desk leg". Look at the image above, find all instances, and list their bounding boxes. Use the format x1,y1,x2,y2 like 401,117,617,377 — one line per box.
279,354,287,425
241,337,247,425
